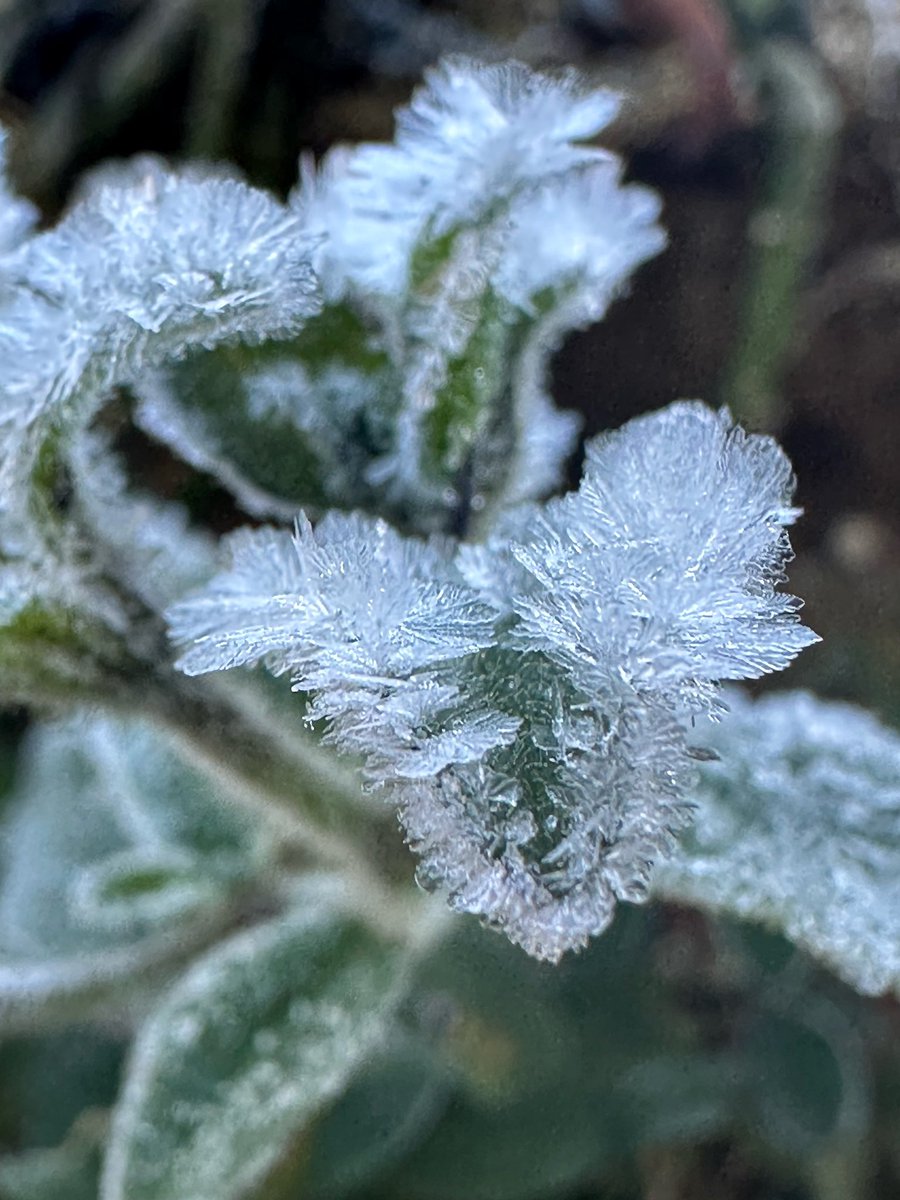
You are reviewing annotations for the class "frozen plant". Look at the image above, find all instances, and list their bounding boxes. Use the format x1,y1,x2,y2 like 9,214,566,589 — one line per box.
0,53,896,1200
170,403,817,960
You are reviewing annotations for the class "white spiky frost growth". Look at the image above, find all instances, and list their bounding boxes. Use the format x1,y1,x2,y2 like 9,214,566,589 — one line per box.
135,55,665,528
170,403,818,961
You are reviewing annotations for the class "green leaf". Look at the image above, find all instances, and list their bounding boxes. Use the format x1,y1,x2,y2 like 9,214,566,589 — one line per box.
101,883,404,1200
654,688,900,997
743,1011,844,1157
386,1079,619,1200
134,337,391,521
301,1034,449,1200
620,1053,741,1147
0,711,265,1031
384,910,680,1200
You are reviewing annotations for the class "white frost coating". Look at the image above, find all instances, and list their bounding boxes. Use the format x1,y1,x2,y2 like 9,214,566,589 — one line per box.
294,56,630,300
495,160,665,318
0,164,320,431
171,511,498,681
70,433,218,613
655,688,900,997
170,403,816,961
486,402,819,694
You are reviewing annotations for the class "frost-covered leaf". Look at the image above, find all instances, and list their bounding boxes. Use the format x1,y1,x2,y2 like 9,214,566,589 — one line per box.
170,511,498,682
171,402,815,961
286,56,662,531
654,688,900,997
101,883,404,1200
68,432,217,614
468,401,818,695
0,153,321,615
0,711,266,1029
0,161,319,433
494,161,665,319
296,57,623,300
134,343,390,520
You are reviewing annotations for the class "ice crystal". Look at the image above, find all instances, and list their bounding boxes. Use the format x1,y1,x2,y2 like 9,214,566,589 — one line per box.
1,166,318,429
170,402,816,961
655,688,900,996
294,56,624,300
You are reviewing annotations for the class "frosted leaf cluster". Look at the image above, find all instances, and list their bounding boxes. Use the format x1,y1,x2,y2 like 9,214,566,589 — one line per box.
136,55,664,530
0,137,320,661
655,688,900,996
0,54,664,685
171,402,817,961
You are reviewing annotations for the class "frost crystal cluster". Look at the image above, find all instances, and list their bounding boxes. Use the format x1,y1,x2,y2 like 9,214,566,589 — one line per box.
0,53,820,964
172,404,817,960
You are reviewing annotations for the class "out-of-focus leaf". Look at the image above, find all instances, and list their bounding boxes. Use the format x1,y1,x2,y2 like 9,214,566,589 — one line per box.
100,882,404,1200
655,688,900,996
301,1033,450,1200
0,712,266,1031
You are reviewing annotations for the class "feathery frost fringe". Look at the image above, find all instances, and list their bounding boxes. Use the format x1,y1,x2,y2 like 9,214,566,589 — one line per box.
170,403,818,961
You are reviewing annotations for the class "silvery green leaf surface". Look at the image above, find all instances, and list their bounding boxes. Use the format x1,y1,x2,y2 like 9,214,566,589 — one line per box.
655,688,900,996
0,712,266,1029
101,882,404,1200
171,402,815,961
